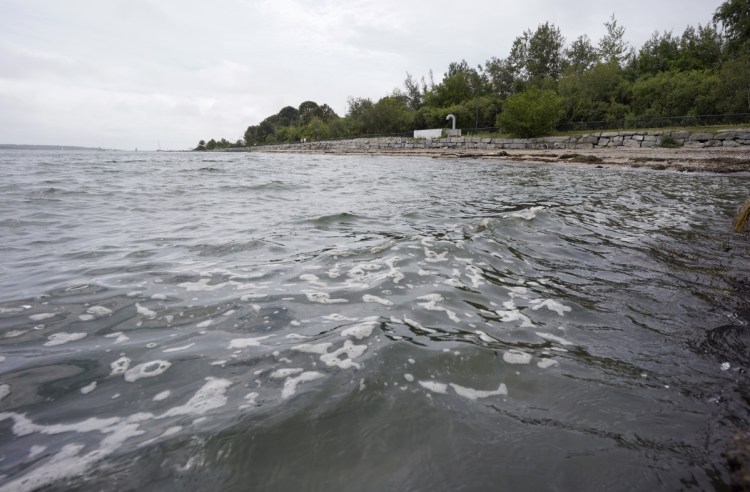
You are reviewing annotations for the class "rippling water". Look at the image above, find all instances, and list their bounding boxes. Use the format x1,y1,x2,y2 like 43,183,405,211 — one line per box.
1,149,749,491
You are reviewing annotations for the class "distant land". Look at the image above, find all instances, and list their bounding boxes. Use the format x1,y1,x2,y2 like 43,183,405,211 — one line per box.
0,144,115,151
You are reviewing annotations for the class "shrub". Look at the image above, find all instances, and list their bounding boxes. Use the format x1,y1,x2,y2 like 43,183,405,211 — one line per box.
496,87,563,137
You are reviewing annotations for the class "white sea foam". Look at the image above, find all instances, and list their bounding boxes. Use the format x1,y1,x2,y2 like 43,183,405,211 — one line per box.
44,332,87,347
78,314,95,321
323,314,358,322
305,291,348,304
507,206,544,220
123,360,171,382
537,358,559,369
80,382,97,395
300,274,327,287
29,312,56,321
320,340,367,369
196,319,212,328
135,303,156,319
449,383,507,400
529,299,571,316
0,384,9,401
293,342,332,355
163,343,195,353
110,357,131,376
153,390,171,401
417,294,460,323
503,350,532,365
270,368,303,379
363,294,393,306
159,378,232,417
535,332,573,346
86,306,112,317
403,317,436,333
418,380,448,394
341,317,378,340
228,335,272,349
281,371,323,399
404,374,415,382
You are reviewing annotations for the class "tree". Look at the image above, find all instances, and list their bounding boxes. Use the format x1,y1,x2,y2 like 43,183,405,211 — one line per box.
298,101,321,125
484,57,516,98
276,106,300,127
714,0,750,53
558,62,630,123
635,31,680,76
565,35,599,73
195,139,206,151
403,72,424,110
496,87,563,137
509,22,566,84
599,14,630,65
676,24,724,71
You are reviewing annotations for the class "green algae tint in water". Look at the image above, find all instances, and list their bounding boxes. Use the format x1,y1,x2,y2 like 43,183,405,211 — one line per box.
0,149,749,491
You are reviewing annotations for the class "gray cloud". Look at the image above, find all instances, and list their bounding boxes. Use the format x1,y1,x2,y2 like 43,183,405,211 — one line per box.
0,0,724,149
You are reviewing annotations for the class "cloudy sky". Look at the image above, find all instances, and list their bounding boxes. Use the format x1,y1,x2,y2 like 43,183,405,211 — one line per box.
0,0,724,150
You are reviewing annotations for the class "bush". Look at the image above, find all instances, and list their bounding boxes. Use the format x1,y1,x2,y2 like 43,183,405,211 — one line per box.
496,87,563,137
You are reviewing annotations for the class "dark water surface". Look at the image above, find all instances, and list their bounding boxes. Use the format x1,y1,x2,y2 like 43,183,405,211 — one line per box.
0,150,749,491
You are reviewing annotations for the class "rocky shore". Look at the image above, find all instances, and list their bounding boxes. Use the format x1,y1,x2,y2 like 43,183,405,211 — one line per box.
250,137,750,173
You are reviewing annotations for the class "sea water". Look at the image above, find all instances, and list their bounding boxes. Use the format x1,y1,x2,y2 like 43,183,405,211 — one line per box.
0,149,749,491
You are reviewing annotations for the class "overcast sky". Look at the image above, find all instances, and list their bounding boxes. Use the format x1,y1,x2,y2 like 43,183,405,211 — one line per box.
0,0,724,150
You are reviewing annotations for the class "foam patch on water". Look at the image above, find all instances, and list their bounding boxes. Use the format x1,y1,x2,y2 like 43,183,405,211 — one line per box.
323,314,358,322
80,382,97,395
228,335,272,349
159,378,231,417
418,380,448,394
535,332,573,346
123,360,171,382
449,383,508,400
0,384,9,401
320,340,367,369
135,303,156,319
503,350,532,365
507,206,544,220
363,294,393,306
270,368,303,378
281,371,323,399
537,358,559,369
293,342,332,355
529,299,571,316
29,313,56,321
44,332,87,347
110,357,131,376
341,317,378,339
86,306,112,317
163,343,195,353
300,274,327,287
153,390,171,401
305,291,348,304
417,294,460,323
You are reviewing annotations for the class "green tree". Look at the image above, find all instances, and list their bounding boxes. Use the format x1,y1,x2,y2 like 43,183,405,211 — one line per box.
496,87,563,137
558,62,630,123
599,14,630,65
714,0,750,53
509,22,566,84
195,139,206,151
636,31,680,76
629,70,719,118
676,24,724,71
713,55,750,113
205,138,217,150
565,35,599,73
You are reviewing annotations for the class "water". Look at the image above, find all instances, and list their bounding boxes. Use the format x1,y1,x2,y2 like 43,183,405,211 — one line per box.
0,150,749,491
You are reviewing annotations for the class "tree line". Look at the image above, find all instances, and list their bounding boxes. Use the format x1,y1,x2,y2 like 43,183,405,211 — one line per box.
196,0,749,148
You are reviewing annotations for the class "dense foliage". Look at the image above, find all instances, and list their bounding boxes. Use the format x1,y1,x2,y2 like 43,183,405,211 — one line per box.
197,0,750,147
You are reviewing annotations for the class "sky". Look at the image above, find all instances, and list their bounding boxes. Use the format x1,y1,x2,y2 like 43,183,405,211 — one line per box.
0,0,725,150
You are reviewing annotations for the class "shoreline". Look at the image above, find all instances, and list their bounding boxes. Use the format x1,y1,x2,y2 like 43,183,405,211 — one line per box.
252,145,750,173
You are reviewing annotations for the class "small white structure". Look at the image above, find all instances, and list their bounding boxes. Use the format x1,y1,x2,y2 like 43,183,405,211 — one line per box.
413,114,462,138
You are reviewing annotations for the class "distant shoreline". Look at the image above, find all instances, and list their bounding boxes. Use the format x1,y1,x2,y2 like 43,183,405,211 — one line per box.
0,144,111,151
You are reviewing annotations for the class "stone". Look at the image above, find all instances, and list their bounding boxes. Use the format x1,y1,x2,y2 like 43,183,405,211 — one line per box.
684,140,705,148
715,132,738,140
632,134,644,141
597,137,611,147
669,131,690,139
723,140,741,147
600,131,620,138
689,132,714,141
575,143,594,149
623,138,641,148
705,140,723,147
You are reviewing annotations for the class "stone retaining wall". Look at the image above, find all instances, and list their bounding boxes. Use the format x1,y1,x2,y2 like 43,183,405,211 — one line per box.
247,129,750,152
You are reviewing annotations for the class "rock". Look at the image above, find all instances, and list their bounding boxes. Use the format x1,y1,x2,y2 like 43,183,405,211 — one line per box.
689,132,714,141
